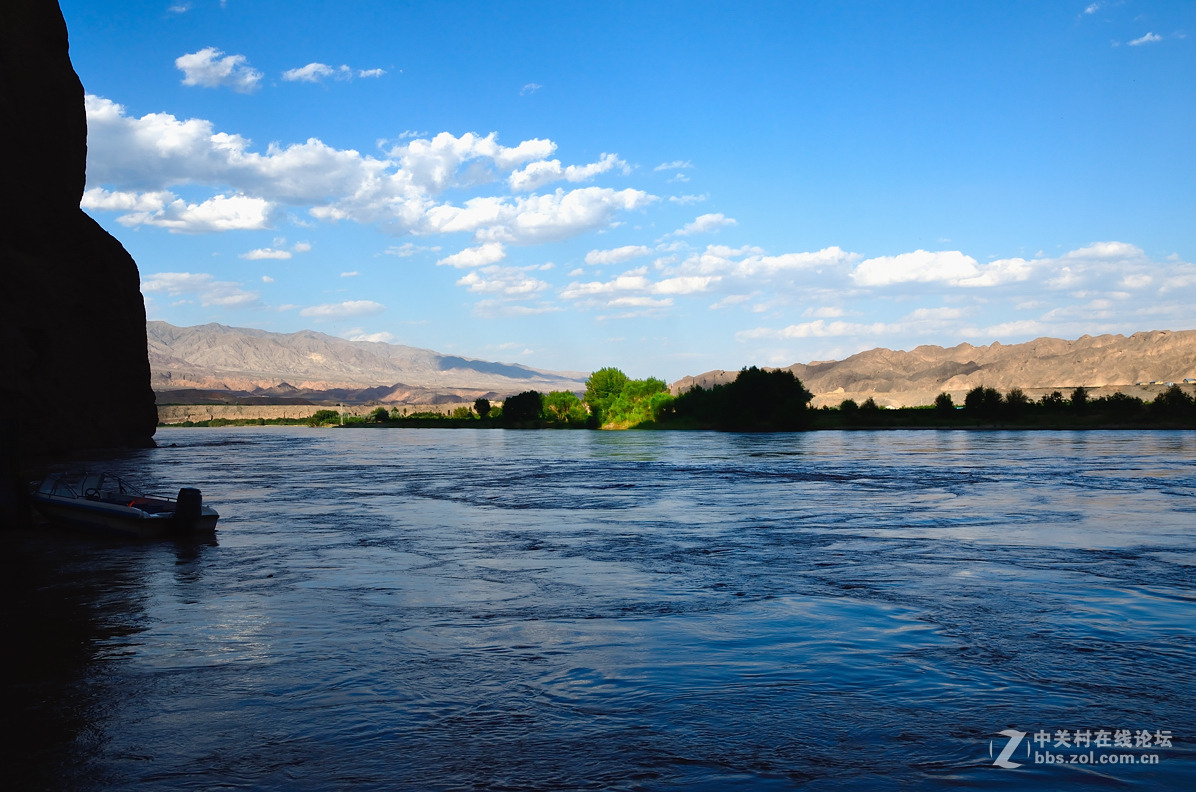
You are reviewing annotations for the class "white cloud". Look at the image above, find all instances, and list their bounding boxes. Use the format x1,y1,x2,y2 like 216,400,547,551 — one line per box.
83,99,657,244
241,247,291,260
384,242,441,257
282,63,353,83
341,271,359,277
141,271,260,307
393,131,556,192
349,330,396,343
299,300,385,318
561,270,717,301
81,187,171,212
467,187,657,245
608,296,673,308
119,193,274,233
358,68,386,78
673,213,736,236
850,250,980,287
437,242,506,268
654,160,693,171
175,47,262,93
1129,32,1162,46
1084,3,1100,14
261,275,274,283
669,193,708,204
520,83,543,95
508,152,628,192
1064,241,1145,261
585,245,652,266
456,265,550,297
736,320,898,341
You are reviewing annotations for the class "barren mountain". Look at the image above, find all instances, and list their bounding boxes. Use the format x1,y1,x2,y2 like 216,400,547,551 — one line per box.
672,329,1196,408
148,322,587,403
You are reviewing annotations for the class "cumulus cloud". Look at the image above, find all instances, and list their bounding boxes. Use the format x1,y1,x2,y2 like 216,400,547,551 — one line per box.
508,152,629,192
437,242,506,268
119,194,274,233
585,245,652,266
654,160,693,171
673,213,736,236
358,68,386,78
456,265,550,297
141,271,260,307
299,300,385,318
83,97,657,242
242,247,292,260
850,250,980,287
175,47,262,93
669,193,708,204
1129,32,1162,46
282,63,352,82
561,269,718,302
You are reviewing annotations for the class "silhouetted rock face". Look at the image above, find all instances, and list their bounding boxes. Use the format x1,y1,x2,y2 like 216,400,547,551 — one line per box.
0,0,156,463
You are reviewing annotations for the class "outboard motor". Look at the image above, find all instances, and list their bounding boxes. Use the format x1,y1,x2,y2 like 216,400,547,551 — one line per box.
174,487,203,531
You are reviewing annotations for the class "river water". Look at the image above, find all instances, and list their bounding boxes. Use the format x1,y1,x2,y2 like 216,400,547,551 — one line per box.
4,427,1194,790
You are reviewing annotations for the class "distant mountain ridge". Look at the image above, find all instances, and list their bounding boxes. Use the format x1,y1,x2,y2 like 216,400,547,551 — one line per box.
672,329,1196,408
148,321,587,404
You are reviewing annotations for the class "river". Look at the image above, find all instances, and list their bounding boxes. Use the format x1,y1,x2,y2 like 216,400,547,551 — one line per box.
4,427,1194,790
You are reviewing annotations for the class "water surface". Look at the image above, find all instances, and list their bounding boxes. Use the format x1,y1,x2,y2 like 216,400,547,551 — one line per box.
5,428,1194,789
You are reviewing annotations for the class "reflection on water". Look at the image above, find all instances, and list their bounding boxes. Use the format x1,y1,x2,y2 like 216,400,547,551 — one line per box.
4,428,1194,790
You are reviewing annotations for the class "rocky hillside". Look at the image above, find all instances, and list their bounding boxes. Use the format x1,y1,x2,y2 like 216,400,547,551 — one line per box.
1,0,157,464
149,321,587,404
672,330,1196,408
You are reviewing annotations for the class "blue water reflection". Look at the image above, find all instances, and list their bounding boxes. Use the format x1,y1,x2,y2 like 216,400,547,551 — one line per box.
5,428,1194,790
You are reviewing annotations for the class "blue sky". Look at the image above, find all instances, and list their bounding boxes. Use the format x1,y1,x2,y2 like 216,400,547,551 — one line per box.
64,0,1194,381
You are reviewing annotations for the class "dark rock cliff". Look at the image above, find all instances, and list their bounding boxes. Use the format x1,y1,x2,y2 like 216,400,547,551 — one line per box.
0,0,157,468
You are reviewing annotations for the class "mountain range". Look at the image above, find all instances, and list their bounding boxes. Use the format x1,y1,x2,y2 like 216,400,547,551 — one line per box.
673,329,1196,407
148,321,587,405
149,322,1196,408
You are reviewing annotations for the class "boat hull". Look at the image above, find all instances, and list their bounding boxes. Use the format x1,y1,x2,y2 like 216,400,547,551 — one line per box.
32,495,219,539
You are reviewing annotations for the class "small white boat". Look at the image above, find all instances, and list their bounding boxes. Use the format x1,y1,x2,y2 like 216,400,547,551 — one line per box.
31,471,219,538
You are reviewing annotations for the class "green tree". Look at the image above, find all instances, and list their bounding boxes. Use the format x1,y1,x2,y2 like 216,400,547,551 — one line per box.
451,406,474,419
583,367,630,423
964,386,1003,419
369,406,390,423
668,367,813,430
307,409,340,426
1070,387,1089,414
1004,388,1029,419
839,398,859,413
473,398,492,419
1151,385,1194,422
1039,391,1066,412
542,391,588,425
501,391,543,424
933,392,955,415
605,377,669,426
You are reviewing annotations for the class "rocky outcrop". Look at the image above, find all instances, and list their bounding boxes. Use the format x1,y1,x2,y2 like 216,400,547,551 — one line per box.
0,0,157,465
673,330,1196,408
